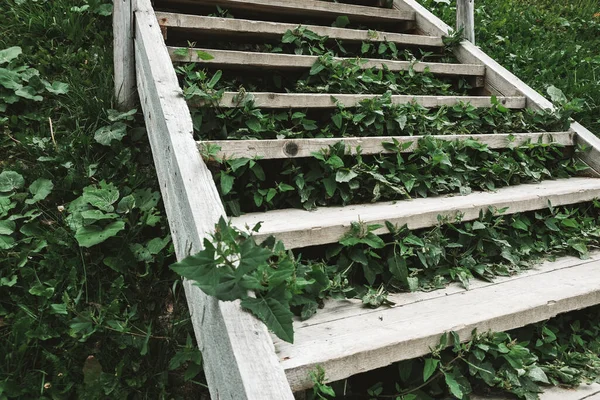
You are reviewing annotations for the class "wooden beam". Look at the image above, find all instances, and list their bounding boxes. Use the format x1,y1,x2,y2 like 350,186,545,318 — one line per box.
206,92,526,109
168,47,485,78
275,252,600,390
133,1,294,398
200,132,574,159
456,0,475,43
113,0,136,109
160,0,415,24
395,0,600,175
231,177,600,249
155,13,443,47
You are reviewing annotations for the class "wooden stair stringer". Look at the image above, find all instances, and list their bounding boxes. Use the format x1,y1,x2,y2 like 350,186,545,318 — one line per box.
395,0,600,175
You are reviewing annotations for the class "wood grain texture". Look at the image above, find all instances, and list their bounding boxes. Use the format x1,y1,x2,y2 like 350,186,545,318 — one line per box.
200,132,573,160
155,13,442,47
113,0,136,109
134,1,294,398
456,0,475,43
160,0,415,23
396,0,600,174
275,252,600,390
231,177,600,249
209,92,526,109
290,252,600,330
471,383,600,400
168,46,485,78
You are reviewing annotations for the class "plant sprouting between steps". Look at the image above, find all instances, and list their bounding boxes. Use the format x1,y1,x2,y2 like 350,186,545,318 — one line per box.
171,201,600,344
186,93,574,141
208,138,586,216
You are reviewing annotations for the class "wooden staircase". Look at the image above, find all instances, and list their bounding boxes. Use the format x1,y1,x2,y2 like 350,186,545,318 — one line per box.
118,0,600,397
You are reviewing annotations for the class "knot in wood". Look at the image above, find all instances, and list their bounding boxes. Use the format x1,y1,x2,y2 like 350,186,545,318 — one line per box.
284,141,299,157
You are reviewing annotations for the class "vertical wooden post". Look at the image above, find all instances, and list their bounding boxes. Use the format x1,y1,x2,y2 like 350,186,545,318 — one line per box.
456,0,475,44
113,0,136,109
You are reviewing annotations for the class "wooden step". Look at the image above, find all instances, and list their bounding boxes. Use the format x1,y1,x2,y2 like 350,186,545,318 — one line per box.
204,93,526,109
155,13,442,47
472,383,600,400
231,177,600,249
157,0,415,25
168,47,485,78
200,132,574,160
275,251,600,391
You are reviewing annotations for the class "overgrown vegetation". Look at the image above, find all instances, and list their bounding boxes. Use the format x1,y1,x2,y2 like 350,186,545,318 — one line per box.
173,201,600,344
3,0,600,398
1,1,203,398
210,139,584,215
417,0,600,135
311,306,600,399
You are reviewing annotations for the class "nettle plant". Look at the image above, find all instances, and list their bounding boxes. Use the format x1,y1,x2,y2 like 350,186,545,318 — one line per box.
183,92,574,142
209,138,586,215
172,201,600,344
0,46,69,119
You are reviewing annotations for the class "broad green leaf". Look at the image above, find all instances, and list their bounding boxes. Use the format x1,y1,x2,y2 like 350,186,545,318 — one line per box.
220,173,235,195
472,221,486,230
241,295,294,343
75,221,125,247
547,85,567,104
207,70,222,89
82,185,120,212
94,122,127,145
332,15,350,28
29,283,55,298
50,304,68,315
0,275,17,287
0,220,15,235
527,366,549,384
44,81,69,94
15,86,43,101
331,113,343,129
26,178,53,204
388,253,408,285
444,372,465,399
335,169,358,183
146,236,171,255
0,46,22,64
0,171,25,192
0,68,22,90
237,239,271,274
196,50,214,60
423,358,439,382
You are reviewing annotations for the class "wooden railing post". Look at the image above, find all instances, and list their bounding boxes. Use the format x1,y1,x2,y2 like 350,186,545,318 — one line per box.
113,0,137,109
456,0,475,44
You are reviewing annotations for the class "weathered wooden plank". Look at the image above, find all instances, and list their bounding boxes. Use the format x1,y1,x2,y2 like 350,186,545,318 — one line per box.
472,383,600,400
456,0,475,43
155,13,443,47
396,0,600,175
275,252,600,390
291,252,600,330
209,93,526,109
133,1,294,398
160,0,415,24
231,177,600,249
168,46,485,78
199,132,573,160
113,0,136,109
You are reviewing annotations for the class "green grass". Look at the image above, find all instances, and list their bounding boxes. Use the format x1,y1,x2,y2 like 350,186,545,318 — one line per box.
417,0,600,136
0,1,206,398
